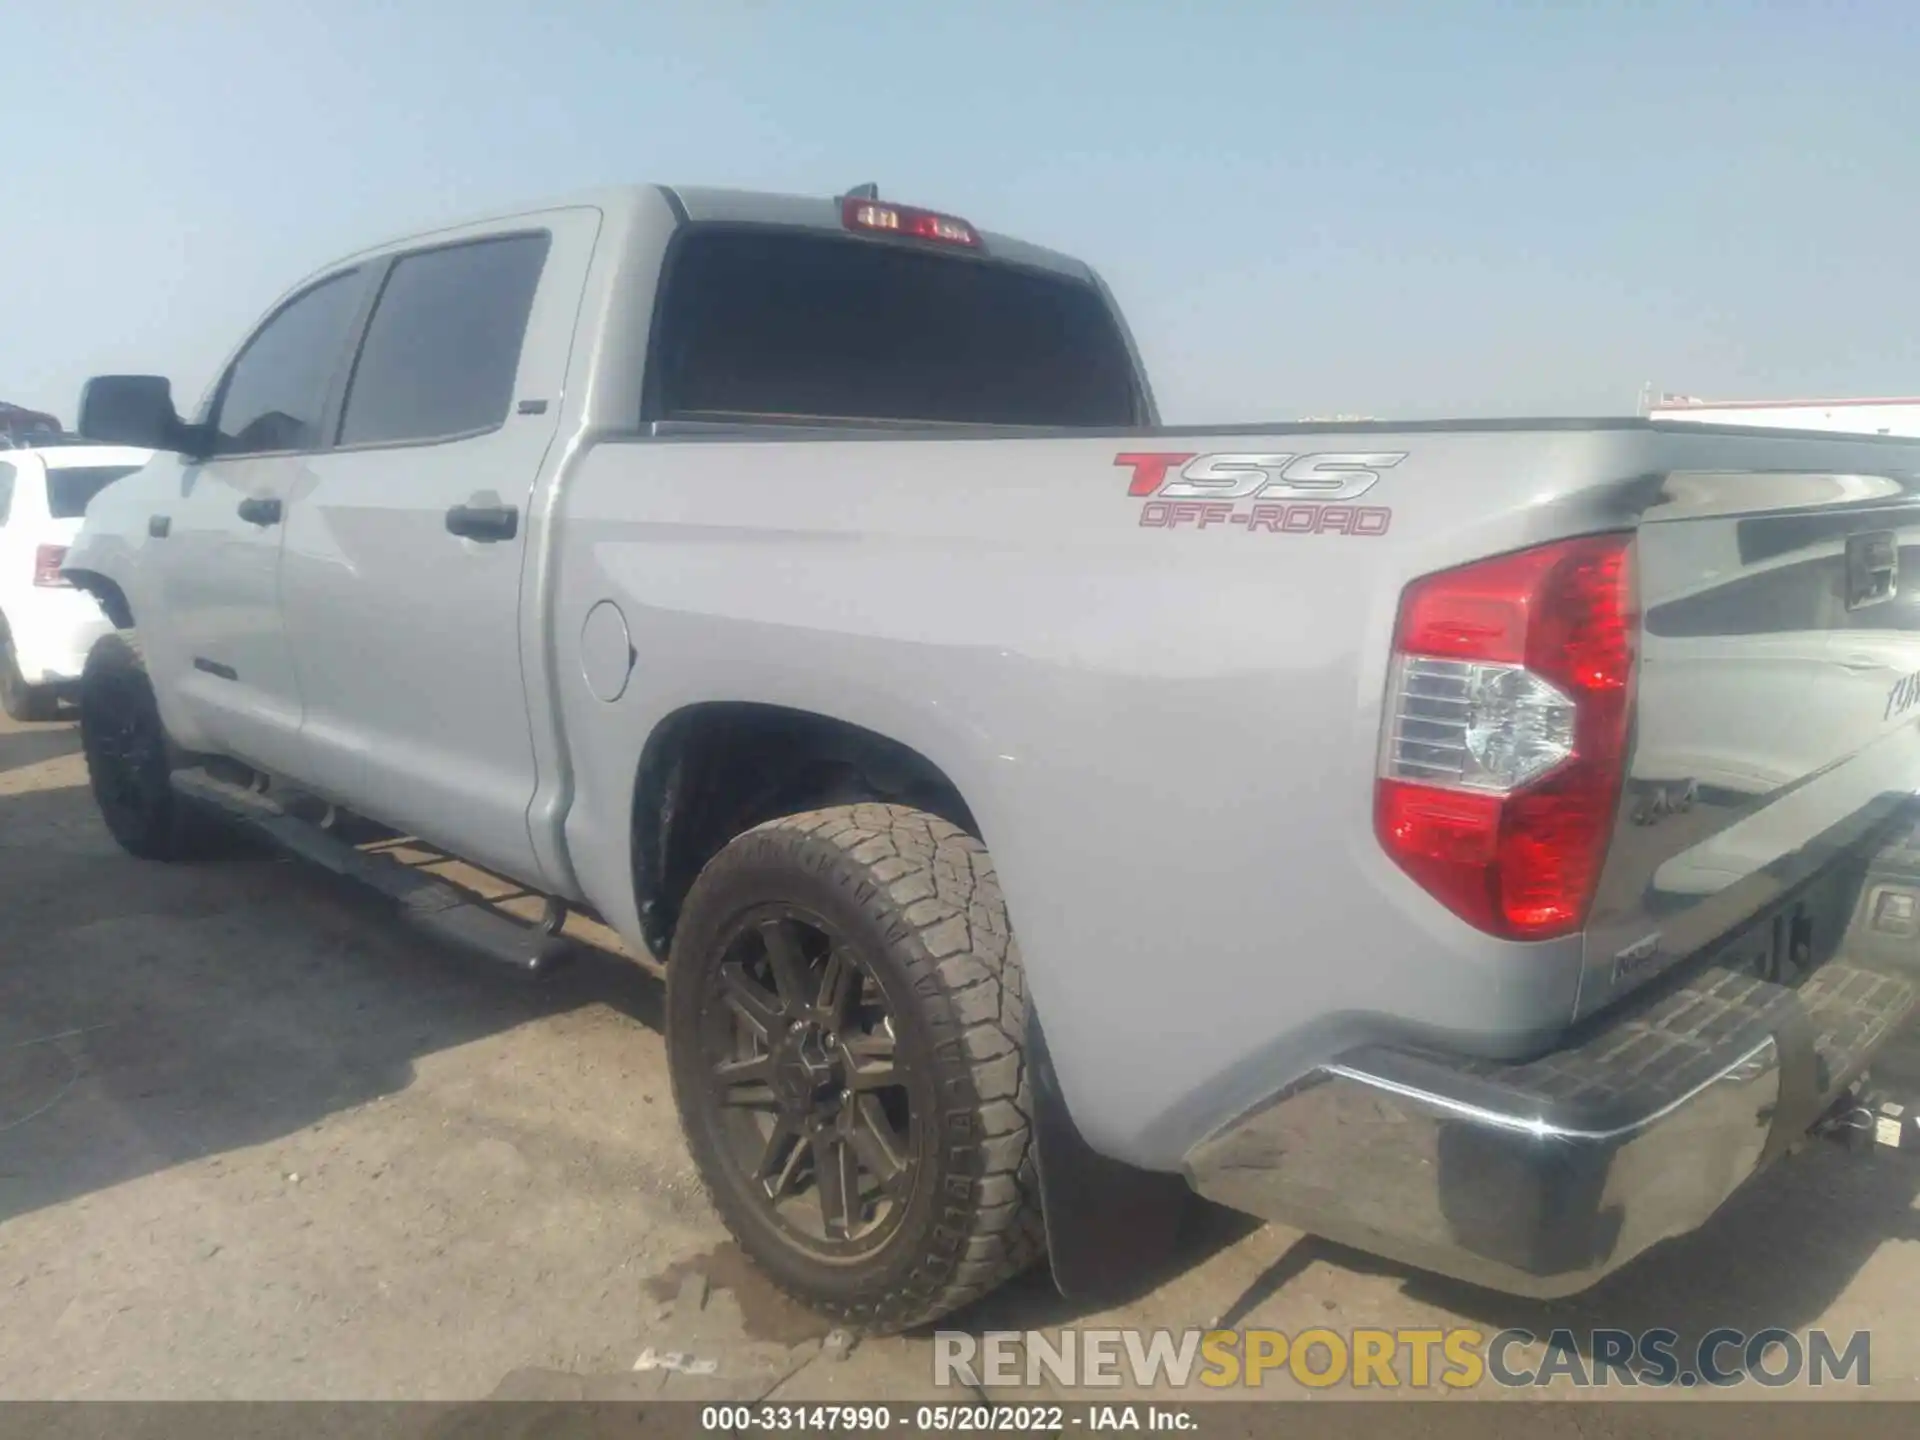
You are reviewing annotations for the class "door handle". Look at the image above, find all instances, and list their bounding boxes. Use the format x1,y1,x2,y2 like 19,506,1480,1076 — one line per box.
1838,654,1886,672
445,503,519,543
237,496,283,527
1845,530,1898,611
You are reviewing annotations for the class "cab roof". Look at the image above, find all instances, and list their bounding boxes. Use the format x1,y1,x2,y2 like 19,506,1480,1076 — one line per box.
333,182,1098,284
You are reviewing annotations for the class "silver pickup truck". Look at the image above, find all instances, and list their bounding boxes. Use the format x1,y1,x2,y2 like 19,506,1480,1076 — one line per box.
64,182,1920,1332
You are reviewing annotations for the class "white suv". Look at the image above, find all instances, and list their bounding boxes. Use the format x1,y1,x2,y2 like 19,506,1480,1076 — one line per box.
0,443,152,721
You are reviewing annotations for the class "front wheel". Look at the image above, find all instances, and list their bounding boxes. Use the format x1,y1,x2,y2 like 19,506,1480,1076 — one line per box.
666,803,1045,1333
79,631,228,861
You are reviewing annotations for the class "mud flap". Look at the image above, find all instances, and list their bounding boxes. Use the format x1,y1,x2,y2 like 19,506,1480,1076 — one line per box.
1756,1000,1826,1169
1028,1015,1192,1301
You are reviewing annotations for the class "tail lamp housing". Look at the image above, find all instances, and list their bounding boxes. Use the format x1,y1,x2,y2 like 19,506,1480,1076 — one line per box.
33,544,71,588
1375,533,1637,940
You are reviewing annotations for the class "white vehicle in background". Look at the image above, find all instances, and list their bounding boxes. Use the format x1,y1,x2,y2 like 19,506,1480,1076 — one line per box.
0,443,152,720
1646,392,1920,438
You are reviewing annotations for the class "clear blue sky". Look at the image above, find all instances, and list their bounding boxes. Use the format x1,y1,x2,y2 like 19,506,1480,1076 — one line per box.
4,1,1916,424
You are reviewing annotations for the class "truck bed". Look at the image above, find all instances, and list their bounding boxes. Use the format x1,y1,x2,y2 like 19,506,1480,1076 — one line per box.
543,416,1920,1170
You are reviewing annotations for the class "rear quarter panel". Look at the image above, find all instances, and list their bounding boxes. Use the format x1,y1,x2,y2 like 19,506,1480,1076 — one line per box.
549,424,1674,1168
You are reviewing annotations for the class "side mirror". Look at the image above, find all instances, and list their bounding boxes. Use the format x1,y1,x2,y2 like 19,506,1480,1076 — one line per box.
77,375,194,453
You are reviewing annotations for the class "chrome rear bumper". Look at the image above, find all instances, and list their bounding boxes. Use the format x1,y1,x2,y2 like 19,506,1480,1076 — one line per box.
1184,958,1915,1298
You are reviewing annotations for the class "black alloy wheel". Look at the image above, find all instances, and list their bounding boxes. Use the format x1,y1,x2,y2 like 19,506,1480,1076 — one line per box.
667,804,1045,1332
702,905,917,1256
78,632,224,860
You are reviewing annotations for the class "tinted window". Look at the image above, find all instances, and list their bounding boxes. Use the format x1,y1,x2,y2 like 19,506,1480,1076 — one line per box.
213,270,364,455
0,462,14,525
1645,556,1845,638
650,230,1142,427
45,464,142,520
337,234,550,447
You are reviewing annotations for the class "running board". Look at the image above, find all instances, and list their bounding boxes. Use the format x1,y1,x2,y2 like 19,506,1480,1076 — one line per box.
171,768,573,977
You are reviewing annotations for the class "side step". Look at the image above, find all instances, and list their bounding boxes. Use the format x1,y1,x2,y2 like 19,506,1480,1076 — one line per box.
172,768,573,976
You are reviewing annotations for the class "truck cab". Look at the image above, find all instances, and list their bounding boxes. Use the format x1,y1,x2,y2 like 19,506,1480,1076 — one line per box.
60,182,1920,1332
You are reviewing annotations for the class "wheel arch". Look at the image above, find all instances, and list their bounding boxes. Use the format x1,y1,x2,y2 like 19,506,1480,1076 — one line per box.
628,700,1192,1304
629,700,979,957
63,569,134,629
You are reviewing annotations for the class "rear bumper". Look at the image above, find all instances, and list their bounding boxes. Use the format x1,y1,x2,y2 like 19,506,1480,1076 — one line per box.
1184,952,1916,1298
6,592,111,687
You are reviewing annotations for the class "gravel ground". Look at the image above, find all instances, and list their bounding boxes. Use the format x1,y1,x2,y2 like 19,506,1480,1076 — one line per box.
4,707,1920,1412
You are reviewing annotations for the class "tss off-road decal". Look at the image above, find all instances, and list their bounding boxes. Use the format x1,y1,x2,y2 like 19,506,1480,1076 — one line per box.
1116,450,1406,536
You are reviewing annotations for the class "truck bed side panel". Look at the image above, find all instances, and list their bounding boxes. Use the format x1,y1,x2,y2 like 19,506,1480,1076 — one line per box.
544,424,1920,1169
548,429,1619,1166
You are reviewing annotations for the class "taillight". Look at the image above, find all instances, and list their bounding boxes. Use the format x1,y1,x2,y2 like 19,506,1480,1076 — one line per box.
33,544,71,588
841,196,980,247
1375,533,1636,940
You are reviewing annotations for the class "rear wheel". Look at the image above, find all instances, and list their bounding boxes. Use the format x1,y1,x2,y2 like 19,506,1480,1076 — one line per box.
79,631,228,860
667,803,1045,1332
0,622,59,723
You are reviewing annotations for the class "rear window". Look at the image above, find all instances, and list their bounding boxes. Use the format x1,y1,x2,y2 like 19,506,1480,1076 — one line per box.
648,229,1143,428
46,464,142,520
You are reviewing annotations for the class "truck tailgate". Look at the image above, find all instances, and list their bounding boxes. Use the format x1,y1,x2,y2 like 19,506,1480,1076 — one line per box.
1580,471,1920,1017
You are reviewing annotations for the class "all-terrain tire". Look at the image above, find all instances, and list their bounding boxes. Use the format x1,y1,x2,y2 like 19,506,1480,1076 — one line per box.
666,803,1047,1333
79,631,230,861
0,620,60,723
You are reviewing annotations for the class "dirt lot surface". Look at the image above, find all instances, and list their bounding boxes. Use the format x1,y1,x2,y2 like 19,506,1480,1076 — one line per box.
5,706,1920,1412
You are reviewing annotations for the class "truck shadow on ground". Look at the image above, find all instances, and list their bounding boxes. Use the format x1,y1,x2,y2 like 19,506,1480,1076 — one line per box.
942,1199,1262,1336
15,733,1915,1367
0,751,1265,1343
1211,1133,1920,1384
0,772,670,1227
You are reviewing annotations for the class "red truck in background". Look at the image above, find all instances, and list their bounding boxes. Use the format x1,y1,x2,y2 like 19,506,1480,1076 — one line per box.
1,401,64,448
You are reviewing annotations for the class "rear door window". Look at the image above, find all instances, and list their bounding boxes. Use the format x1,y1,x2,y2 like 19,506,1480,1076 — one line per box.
0,462,14,525
336,233,551,448
648,229,1143,427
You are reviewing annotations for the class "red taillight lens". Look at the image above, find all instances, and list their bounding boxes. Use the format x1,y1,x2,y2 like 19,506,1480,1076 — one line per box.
1375,533,1636,940
33,544,71,588
841,196,980,247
